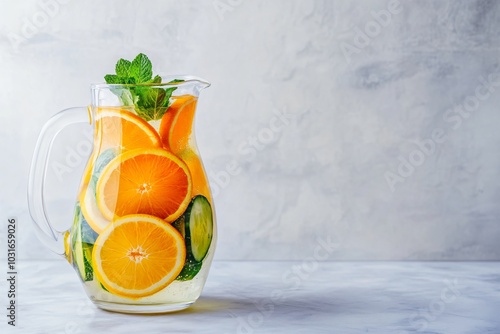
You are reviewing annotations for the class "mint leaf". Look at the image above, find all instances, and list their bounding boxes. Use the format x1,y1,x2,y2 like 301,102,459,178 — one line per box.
129,53,152,83
134,86,176,121
120,90,135,105
121,77,137,84
164,87,177,101
105,75,135,105
104,53,180,120
115,59,131,77
104,74,121,84
140,88,168,109
134,88,166,121
104,74,136,85
151,75,162,84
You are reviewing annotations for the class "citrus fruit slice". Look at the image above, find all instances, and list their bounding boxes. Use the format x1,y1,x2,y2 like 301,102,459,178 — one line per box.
179,149,211,199
159,95,197,153
80,109,161,232
79,149,118,233
80,152,96,192
96,148,192,222
80,187,110,234
92,214,186,298
96,108,161,152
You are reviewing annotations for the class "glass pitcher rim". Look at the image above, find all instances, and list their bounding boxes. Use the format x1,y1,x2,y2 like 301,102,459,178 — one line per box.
90,75,210,90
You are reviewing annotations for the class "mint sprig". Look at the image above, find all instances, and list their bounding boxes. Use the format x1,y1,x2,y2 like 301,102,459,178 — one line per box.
104,53,178,121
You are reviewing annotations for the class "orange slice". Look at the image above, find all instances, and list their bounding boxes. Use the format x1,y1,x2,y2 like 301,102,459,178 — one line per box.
159,95,198,153
96,148,192,222
180,149,211,199
159,95,212,199
92,214,186,298
80,109,162,233
96,108,161,152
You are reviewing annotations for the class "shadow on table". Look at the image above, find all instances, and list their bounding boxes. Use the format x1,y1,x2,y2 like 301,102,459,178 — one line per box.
179,291,343,317
95,296,259,317
181,296,251,314
98,288,371,320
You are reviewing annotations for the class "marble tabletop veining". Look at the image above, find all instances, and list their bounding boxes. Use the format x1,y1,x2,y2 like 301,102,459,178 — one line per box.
4,261,500,334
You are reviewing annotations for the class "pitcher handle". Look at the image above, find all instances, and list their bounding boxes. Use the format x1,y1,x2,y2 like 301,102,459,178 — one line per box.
28,107,92,255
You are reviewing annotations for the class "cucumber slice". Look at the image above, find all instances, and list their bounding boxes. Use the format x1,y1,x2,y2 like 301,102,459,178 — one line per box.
100,282,109,292
173,215,202,280
176,258,203,281
172,215,186,239
71,204,98,282
173,195,213,281
185,195,213,262
73,242,94,282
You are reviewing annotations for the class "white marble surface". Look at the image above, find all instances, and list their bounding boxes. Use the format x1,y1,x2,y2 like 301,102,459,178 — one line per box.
1,0,500,261
2,260,499,333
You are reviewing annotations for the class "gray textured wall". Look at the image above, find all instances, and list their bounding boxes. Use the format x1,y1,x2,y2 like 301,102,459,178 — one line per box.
1,0,499,260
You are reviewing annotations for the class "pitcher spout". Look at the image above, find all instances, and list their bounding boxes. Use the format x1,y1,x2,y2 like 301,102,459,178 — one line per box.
162,75,210,97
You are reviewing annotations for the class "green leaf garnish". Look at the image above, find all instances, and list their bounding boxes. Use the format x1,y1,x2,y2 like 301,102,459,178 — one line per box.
104,53,178,121
129,53,153,83
103,74,121,84
151,75,162,84
115,59,131,77
134,86,176,121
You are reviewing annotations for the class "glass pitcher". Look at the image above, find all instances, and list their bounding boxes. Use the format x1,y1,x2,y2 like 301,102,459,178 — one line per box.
28,77,216,313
